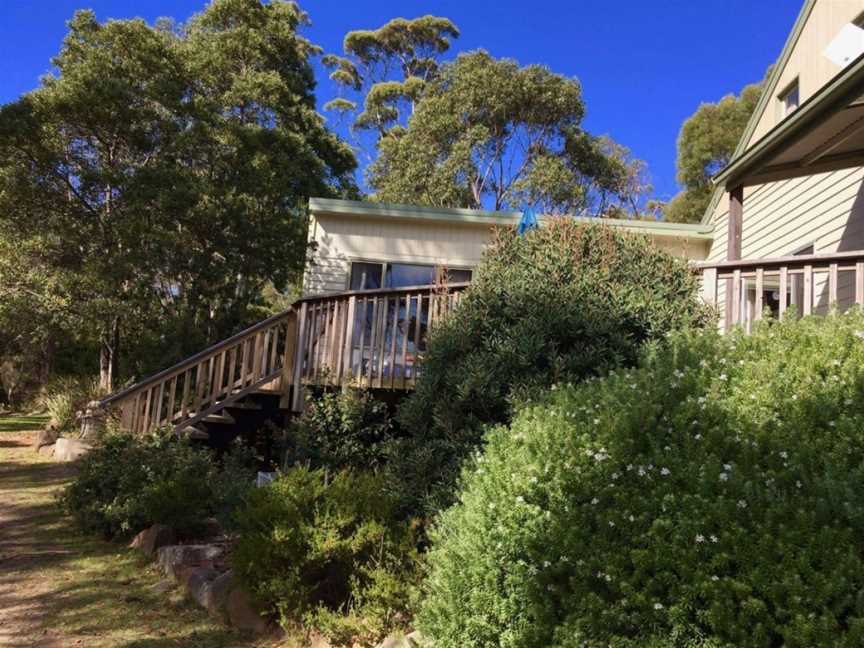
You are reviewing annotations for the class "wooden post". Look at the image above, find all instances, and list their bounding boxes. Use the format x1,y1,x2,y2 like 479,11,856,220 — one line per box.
291,302,309,412
725,185,743,331
279,313,298,409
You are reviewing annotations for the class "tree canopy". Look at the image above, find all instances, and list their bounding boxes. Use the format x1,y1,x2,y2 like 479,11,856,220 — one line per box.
368,50,649,214
0,0,356,389
664,80,763,223
323,15,460,138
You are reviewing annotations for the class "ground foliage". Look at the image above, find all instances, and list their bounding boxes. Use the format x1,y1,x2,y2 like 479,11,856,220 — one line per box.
394,219,710,513
420,312,864,647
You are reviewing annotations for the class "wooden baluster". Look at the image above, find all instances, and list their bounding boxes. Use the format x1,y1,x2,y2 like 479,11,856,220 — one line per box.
332,300,345,383
400,295,411,389
154,381,166,429
702,267,717,310
250,332,263,383
305,303,317,383
342,296,357,383
366,295,380,388
279,313,299,408
376,296,390,389
731,270,741,328
803,264,813,316
829,262,839,310
227,344,238,392
857,262,864,306
779,266,788,317
356,298,368,386
180,369,191,419
142,388,153,434
167,376,177,426
193,361,207,413
413,294,425,384
238,338,249,388
210,351,224,403
388,295,400,389
129,391,141,434
269,327,280,377
325,301,337,383
292,302,309,411
754,268,764,321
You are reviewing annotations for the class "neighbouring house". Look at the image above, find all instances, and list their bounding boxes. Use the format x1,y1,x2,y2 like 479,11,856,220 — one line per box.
94,0,864,438
301,198,711,296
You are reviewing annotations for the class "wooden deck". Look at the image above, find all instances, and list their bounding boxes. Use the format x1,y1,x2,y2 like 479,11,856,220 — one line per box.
94,283,468,436
698,249,864,332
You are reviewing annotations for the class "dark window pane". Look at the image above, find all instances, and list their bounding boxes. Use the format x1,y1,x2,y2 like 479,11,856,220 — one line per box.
386,263,435,288
445,268,473,283
350,262,383,290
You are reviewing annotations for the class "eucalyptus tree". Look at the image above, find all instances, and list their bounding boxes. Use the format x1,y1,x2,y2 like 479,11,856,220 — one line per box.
323,15,460,137
0,0,356,390
665,80,762,223
368,50,648,214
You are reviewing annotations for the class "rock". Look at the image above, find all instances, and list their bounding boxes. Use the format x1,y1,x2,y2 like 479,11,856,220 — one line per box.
185,567,219,607
202,570,236,620
226,587,269,634
32,425,59,451
129,524,177,558
151,579,175,594
37,443,55,457
377,631,423,648
53,437,92,461
156,544,224,579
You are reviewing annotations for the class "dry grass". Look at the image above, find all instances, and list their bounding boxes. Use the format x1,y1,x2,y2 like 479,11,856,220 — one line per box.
0,414,289,648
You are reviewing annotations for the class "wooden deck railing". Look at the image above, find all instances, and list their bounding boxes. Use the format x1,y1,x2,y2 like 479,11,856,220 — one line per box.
698,250,864,332
92,283,468,435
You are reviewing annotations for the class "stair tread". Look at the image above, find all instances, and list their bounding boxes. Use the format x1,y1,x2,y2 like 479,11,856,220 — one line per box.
203,412,236,424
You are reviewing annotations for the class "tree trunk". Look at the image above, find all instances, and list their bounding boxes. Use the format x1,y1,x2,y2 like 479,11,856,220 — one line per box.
99,317,120,393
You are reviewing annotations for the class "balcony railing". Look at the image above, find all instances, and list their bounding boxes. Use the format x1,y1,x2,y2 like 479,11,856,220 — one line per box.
93,283,468,435
697,250,864,332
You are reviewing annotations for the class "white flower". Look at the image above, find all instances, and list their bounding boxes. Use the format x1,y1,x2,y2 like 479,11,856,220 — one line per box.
611,472,620,480
696,534,705,543
719,373,727,381
654,603,664,610
660,467,671,476
779,451,787,459
629,515,635,522
711,575,719,581
737,500,747,509
593,418,600,425
605,574,612,582
609,521,615,527
723,463,732,471
710,535,718,543
591,497,600,505
695,433,702,440
543,560,551,568
637,467,646,477
796,480,802,489
515,496,524,504
719,472,729,482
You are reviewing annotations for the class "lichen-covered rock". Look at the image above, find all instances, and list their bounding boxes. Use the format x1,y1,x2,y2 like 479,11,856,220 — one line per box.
185,567,219,607
202,570,236,620
32,425,59,451
129,524,176,558
156,544,223,579
53,437,92,461
225,587,269,633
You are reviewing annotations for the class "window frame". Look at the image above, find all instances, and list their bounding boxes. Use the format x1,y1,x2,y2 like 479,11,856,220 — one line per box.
346,259,473,291
777,79,800,120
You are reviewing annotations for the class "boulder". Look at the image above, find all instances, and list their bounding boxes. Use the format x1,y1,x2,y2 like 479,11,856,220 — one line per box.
202,570,236,620
53,437,92,462
377,631,422,648
37,443,55,457
156,544,224,579
32,425,59,451
226,587,269,634
129,524,177,558
185,567,220,607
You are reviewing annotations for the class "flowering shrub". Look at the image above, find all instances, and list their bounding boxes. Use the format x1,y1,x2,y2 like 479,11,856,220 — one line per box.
394,220,710,513
419,313,864,647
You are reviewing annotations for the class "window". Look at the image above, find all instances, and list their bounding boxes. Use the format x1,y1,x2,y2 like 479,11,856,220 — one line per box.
349,262,383,290
349,261,473,290
778,81,799,119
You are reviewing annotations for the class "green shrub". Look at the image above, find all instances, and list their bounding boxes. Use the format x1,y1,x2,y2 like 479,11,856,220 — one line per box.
232,467,419,646
38,375,103,432
394,220,710,513
419,312,864,647
61,432,251,538
289,387,394,471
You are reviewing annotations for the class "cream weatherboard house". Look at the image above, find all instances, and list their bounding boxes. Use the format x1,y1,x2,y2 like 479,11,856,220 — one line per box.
93,0,864,437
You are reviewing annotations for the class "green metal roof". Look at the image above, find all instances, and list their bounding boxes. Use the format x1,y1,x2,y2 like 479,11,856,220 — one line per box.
308,198,713,240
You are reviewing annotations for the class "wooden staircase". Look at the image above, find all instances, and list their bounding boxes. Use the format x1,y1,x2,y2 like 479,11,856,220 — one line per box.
89,283,468,439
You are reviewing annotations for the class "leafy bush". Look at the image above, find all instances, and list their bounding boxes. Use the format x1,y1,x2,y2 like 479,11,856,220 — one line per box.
289,387,394,471
420,313,864,647
394,220,710,512
61,432,252,538
232,467,418,646
38,375,103,432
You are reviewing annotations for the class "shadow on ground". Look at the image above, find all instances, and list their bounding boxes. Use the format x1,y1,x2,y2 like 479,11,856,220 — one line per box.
0,420,279,648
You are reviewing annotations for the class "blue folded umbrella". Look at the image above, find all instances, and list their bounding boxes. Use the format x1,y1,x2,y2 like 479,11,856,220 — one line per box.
517,208,538,236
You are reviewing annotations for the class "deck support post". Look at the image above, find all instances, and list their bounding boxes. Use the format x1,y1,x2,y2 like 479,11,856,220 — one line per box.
279,313,299,409
724,185,743,329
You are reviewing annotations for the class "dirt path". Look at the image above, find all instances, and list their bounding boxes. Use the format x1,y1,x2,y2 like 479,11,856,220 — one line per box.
0,419,279,648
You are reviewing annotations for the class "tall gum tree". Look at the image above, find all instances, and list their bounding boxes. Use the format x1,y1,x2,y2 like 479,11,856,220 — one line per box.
0,0,356,391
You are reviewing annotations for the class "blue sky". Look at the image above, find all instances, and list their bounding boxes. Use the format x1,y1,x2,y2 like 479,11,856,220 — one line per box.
0,0,801,202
